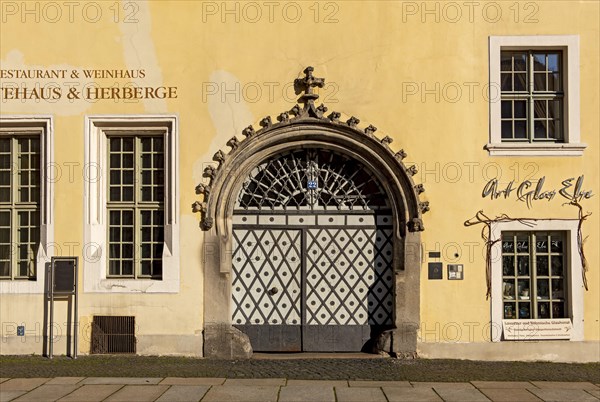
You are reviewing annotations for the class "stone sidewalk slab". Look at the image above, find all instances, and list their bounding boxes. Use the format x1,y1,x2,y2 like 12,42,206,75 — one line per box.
349,380,411,387
286,380,348,387
81,378,162,385
45,378,85,385
531,381,599,389
412,381,475,389
434,388,491,401
12,385,79,401
471,381,538,389
529,388,599,401
587,389,600,398
278,385,335,402
335,386,387,402
104,385,169,402
154,385,210,401
479,388,542,402
202,385,279,402
224,378,286,386
383,386,443,401
0,379,10,384
0,391,25,402
159,377,225,385
0,379,49,392
57,384,123,402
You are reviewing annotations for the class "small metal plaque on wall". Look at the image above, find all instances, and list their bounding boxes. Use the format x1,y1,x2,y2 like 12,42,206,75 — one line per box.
448,264,464,280
428,262,443,280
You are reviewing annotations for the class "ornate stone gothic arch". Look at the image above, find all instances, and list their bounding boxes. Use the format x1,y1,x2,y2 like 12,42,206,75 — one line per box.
194,67,427,358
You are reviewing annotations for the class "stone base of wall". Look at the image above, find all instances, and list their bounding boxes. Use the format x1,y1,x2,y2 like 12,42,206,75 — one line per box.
203,323,253,359
0,334,204,357
417,341,600,363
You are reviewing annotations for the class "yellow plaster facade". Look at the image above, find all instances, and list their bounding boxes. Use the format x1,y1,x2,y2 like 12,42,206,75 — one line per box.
0,0,598,361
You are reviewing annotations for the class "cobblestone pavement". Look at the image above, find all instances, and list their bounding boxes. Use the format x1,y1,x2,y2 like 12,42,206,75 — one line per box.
1,355,599,382
1,356,599,401
1,377,599,402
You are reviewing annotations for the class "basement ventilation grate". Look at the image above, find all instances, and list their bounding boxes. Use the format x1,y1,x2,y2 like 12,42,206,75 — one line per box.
91,316,136,354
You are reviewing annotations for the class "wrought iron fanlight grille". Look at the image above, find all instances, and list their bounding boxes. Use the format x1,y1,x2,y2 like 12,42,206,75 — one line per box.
236,149,389,211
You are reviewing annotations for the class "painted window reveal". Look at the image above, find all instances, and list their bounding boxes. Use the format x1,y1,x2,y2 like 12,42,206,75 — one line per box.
500,51,563,142
107,135,164,279
0,136,41,280
501,232,567,320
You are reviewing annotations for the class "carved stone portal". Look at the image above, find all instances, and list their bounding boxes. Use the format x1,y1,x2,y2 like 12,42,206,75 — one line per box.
196,67,425,358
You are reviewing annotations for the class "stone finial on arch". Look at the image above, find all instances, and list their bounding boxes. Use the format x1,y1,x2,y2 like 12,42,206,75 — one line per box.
193,67,427,233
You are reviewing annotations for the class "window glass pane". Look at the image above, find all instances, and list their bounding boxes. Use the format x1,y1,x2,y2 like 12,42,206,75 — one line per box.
518,303,531,319
153,137,164,152
0,260,9,277
502,256,514,276
517,256,529,276
514,73,527,91
534,100,547,118
122,138,134,152
141,261,151,276
110,138,121,151
121,261,133,276
501,121,512,139
552,302,565,318
514,121,527,139
122,227,134,242
547,120,557,139
551,279,565,299
503,280,515,299
534,121,547,139
122,244,133,259
109,260,120,276
109,170,120,186
110,154,121,168
549,72,561,92
122,186,134,201
141,137,152,152
550,236,563,253
109,187,121,202
0,138,10,152
109,210,121,225
538,302,550,318
152,261,163,277
536,255,549,276
536,236,548,253
537,279,550,299
504,302,516,319
502,237,514,253
514,53,527,71
533,73,547,91
533,53,546,71
516,237,529,253
123,170,134,185
514,100,526,118
123,154,134,169
547,53,560,72
0,154,9,170
501,73,512,91
500,53,512,71
501,101,512,118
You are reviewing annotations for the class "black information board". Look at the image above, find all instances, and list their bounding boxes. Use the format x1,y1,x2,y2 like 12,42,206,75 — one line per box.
52,257,77,294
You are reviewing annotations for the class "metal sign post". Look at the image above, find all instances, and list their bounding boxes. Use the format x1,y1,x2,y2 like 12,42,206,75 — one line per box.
49,257,78,359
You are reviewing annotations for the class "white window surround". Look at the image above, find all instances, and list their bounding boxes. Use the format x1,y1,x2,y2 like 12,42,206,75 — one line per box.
490,220,584,342
0,116,53,294
84,115,179,293
487,35,586,156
